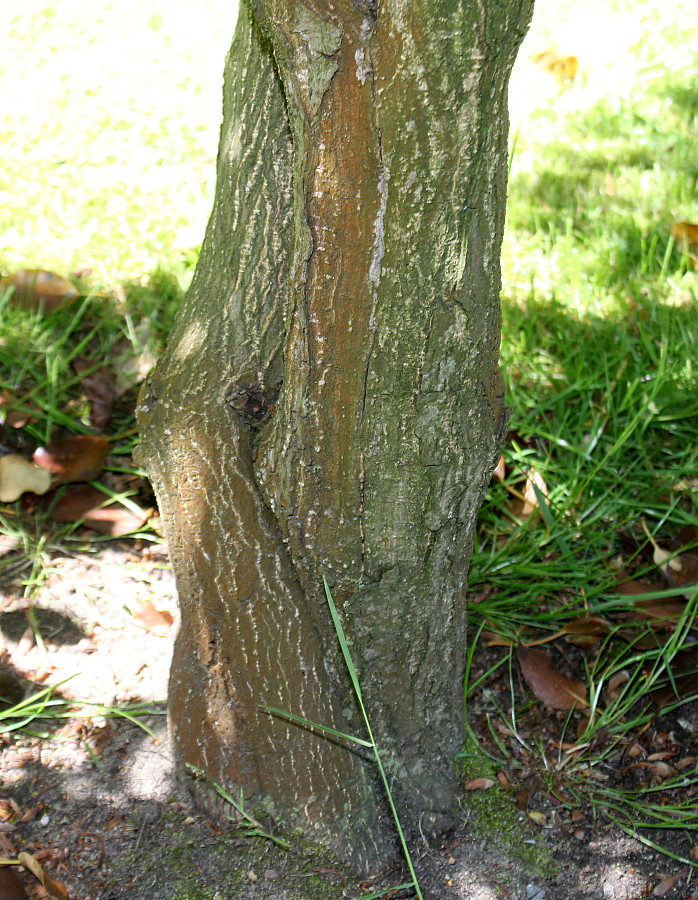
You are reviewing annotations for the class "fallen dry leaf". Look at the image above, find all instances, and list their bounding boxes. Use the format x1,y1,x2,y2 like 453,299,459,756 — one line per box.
560,616,610,649
18,805,44,825
16,853,69,900
607,670,630,700
464,778,496,791
496,770,510,792
662,552,698,591
653,872,682,896
517,644,588,710
0,270,77,313
526,810,547,826
634,597,688,625
502,468,548,523
50,484,149,536
122,595,174,633
33,436,109,484
616,575,660,597
0,454,52,502
515,788,530,811
648,761,676,779
521,469,547,518
641,520,698,594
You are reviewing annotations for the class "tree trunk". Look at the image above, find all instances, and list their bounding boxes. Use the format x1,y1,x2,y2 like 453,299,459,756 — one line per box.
137,0,532,875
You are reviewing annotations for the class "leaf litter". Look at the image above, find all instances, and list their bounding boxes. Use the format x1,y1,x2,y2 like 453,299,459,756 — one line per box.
467,493,698,871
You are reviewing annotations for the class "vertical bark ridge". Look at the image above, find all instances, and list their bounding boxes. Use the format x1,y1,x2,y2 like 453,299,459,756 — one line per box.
254,1,385,598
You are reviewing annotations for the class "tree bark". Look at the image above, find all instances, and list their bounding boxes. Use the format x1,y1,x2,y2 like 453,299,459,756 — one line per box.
137,0,532,875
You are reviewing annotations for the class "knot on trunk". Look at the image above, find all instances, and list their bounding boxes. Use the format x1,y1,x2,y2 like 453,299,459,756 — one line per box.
225,381,279,428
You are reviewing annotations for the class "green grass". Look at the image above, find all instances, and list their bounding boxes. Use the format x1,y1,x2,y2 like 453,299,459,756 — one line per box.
0,678,163,739
0,0,234,285
466,0,698,864
0,2,234,570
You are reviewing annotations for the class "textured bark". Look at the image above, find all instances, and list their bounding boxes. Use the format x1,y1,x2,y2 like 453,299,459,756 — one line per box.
137,0,532,875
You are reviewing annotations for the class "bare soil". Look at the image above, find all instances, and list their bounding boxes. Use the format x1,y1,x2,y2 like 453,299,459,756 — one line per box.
0,542,694,899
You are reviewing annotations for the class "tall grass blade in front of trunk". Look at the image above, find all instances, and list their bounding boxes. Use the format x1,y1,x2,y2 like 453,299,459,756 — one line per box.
261,577,422,900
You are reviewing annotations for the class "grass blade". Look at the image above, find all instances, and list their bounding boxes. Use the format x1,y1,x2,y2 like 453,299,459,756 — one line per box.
259,705,373,748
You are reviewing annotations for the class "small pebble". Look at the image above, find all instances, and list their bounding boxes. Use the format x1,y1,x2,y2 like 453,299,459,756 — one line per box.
526,885,546,900
39,814,50,826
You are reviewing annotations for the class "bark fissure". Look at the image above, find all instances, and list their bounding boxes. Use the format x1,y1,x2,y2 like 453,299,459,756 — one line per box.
358,23,385,579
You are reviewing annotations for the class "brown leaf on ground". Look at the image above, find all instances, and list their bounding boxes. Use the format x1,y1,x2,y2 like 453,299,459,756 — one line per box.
517,645,588,710
122,595,174,633
633,597,689,625
526,810,547,826
482,631,513,647
71,359,116,429
560,616,611,649
652,872,683,896
18,805,44,825
616,574,660,596
16,853,69,900
514,788,530,811
662,552,698,591
33,436,109,484
615,564,692,626
464,778,496,791
653,545,698,591
0,865,28,899
504,468,548,522
607,670,630,700
0,270,78,313
641,520,698,594
50,485,149,536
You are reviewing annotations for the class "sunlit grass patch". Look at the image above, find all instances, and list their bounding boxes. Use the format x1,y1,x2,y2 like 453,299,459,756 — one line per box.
0,0,235,287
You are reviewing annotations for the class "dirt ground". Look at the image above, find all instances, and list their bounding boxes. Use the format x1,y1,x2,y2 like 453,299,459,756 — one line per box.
0,542,695,900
